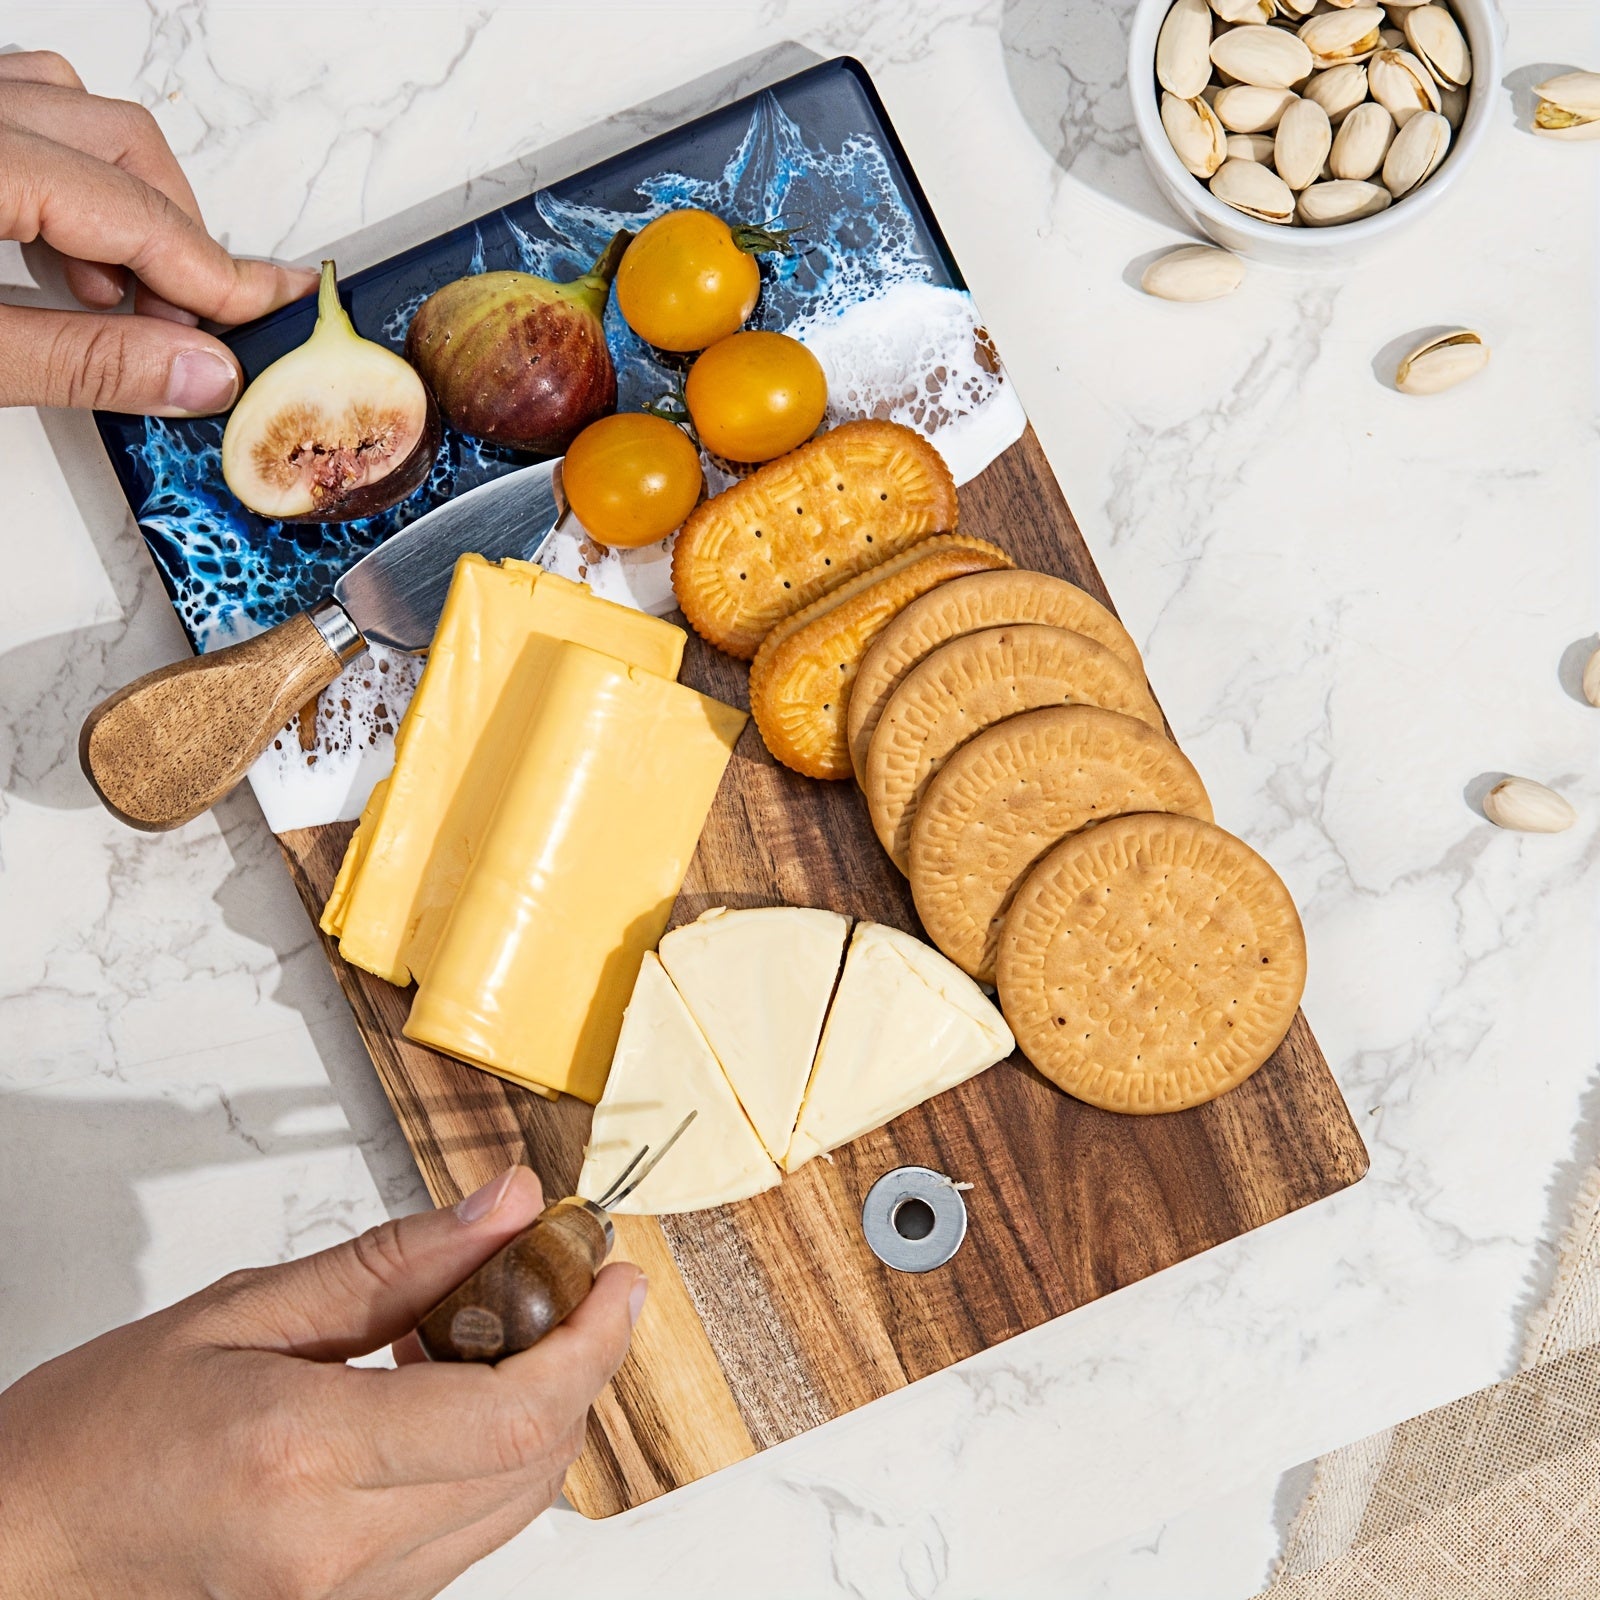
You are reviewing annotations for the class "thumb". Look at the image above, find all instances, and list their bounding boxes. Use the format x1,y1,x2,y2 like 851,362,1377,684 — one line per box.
191,1166,547,1361
0,301,243,415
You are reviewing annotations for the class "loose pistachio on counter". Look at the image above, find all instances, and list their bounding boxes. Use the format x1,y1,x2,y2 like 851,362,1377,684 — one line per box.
1394,329,1488,394
1483,777,1577,834
1140,243,1246,301
1534,72,1600,141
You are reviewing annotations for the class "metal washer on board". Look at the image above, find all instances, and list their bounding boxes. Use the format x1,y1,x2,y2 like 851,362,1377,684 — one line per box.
860,1164,969,1273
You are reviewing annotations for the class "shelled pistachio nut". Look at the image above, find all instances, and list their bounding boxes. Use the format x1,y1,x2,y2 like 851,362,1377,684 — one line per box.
1158,0,1216,99
1210,26,1315,88
1213,83,1300,131
1329,100,1396,177
1534,72,1600,140
1141,244,1246,301
1162,91,1230,177
1303,62,1370,122
1394,328,1487,393
1402,5,1471,86
1274,96,1335,187
1226,131,1278,161
1211,0,1275,24
1210,156,1297,221
1382,108,1450,196
1299,9,1385,70
1368,48,1442,123
1483,777,1575,834
1296,177,1392,224
1582,646,1600,709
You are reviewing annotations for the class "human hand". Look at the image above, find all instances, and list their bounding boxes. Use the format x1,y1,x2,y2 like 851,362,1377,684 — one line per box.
0,49,317,415
0,1166,645,1600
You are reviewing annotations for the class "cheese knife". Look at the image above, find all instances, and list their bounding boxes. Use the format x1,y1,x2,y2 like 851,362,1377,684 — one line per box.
80,458,565,832
417,1112,696,1363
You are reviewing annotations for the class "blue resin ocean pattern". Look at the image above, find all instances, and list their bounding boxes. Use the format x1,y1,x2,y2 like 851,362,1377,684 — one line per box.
105,73,955,655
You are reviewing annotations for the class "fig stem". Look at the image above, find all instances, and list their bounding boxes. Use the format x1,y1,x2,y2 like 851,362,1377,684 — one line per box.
314,259,356,339
586,229,635,290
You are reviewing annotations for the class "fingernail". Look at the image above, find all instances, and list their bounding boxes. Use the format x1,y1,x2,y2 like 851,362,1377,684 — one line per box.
166,348,238,413
628,1275,649,1328
455,1166,518,1224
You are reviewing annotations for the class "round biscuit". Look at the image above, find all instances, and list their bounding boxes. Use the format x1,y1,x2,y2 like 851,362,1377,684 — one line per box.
996,814,1306,1114
910,706,1213,983
864,624,1164,873
847,570,1144,783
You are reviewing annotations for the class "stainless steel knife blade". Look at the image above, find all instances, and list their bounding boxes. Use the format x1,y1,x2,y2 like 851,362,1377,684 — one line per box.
333,458,563,651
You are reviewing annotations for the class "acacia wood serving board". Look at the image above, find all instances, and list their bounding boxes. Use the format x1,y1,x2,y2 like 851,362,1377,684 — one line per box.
278,422,1369,1518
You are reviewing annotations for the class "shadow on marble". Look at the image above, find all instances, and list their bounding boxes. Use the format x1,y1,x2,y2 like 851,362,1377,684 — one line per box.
268,40,824,280
999,0,1184,237
1461,770,1511,821
0,1085,349,1389
1558,634,1599,708
1503,63,1581,137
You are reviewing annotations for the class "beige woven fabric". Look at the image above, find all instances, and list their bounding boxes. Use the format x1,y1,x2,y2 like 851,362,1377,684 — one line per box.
1256,1167,1600,1595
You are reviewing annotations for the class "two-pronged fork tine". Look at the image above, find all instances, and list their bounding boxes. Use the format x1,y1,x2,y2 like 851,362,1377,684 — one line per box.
595,1110,698,1210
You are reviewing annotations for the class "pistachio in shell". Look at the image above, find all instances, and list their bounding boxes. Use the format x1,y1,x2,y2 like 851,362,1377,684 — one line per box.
1534,71,1600,140
220,260,440,524
405,231,631,455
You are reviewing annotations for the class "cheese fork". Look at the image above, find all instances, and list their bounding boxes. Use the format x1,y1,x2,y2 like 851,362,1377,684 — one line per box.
416,1111,696,1363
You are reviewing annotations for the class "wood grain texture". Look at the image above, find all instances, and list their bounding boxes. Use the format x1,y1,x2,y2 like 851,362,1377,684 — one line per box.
275,426,1368,1519
83,611,343,831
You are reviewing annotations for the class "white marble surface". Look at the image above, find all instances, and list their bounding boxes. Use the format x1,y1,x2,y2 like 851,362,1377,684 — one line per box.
2,1,1598,1594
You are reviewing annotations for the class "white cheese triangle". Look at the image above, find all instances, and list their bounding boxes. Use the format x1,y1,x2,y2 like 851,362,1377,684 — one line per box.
577,954,779,1214
783,922,1015,1173
658,906,850,1163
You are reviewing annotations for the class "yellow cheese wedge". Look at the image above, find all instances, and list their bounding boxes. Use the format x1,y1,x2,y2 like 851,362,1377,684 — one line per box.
402,643,746,1102
657,906,849,1164
326,555,685,986
783,922,1014,1173
576,955,779,1213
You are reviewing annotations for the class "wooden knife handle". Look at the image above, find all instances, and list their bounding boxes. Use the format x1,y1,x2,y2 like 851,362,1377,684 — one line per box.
417,1198,612,1363
79,607,362,832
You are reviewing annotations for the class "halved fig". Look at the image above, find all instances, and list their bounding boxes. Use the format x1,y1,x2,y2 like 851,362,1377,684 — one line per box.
221,260,440,523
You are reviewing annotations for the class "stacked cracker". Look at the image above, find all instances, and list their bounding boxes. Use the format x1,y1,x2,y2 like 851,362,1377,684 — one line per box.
673,420,1307,1117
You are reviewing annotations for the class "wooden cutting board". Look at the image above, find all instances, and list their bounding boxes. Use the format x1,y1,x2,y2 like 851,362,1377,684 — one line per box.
278,421,1369,1518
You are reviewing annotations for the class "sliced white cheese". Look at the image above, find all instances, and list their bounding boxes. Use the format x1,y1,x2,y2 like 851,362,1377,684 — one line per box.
577,954,779,1214
658,905,850,1164
783,922,1015,1173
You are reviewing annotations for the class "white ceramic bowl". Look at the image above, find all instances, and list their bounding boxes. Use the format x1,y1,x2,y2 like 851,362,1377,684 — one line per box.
1128,0,1501,263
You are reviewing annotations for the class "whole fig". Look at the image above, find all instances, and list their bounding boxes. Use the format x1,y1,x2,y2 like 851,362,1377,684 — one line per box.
405,231,630,455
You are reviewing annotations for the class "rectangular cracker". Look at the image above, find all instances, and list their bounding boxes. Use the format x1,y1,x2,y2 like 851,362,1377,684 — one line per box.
671,419,959,659
749,535,1012,780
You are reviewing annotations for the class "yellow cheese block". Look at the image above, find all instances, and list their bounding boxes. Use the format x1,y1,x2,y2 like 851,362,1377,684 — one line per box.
324,555,685,986
403,643,747,1103
320,776,386,937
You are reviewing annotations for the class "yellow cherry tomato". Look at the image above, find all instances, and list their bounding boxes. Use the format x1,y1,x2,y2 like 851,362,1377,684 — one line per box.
562,413,704,548
685,331,828,463
616,210,765,352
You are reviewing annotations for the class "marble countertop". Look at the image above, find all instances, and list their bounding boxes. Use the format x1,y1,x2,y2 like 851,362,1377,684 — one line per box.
3,2,1597,1594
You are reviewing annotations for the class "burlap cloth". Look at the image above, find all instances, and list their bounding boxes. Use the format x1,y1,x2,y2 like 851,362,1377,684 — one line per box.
1255,1169,1600,1596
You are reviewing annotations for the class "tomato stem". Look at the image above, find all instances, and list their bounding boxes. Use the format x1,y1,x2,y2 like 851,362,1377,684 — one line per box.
730,219,795,257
